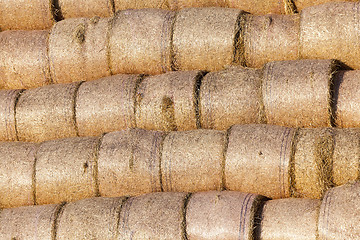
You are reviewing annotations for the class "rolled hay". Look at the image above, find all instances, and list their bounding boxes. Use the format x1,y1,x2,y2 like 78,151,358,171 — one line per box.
59,0,114,19
0,90,22,141
242,14,300,68
114,0,171,10
186,191,266,240
318,181,360,239
0,142,37,208
0,203,61,239
161,130,226,192
172,7,243,72
200,66,263,130
49,17,111,84
76,74,139,137
225,124,296,199
168,0,227,9
109,9,175,75
293,128,334,199
136,71,201,132
260,198,321,240
332,128,360,186
57,197,126,240
16,82,80,142
300,2,360,69
295,0,359,12
0,30,51,89
118,192,187,240
98,129,164,197
0,0,53,30
227,0,288,15
262,59,336,128
35,136,100,205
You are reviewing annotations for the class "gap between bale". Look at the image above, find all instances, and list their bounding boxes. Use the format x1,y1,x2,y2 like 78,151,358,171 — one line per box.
51,0,64,22
193,71,207,129
289,128,300,197
51,202,67,240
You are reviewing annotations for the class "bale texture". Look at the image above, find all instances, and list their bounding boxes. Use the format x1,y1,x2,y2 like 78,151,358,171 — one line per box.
59,0,114,18
114,0,171,10
300,2,360,69
318,181,360,239
296,0,359,12
262,59,336,128
57,197,126,240
118,192,187,240
35,137,99,205
98,129,164,197
260,198,321,240
187,191,266,240
227,0,287,15
0,203,61,239
172,8,243,72
243,14,299,68
200,67,263,130
136,71,201,131
169,0,227,9
16,82,79,142
0,0,53,30
76,74,139,137
225,124,296,199
0,90,22,141
49,17,111,84
0,142,37,208
0,30,51,89
161,130,225,192
109,9,175,75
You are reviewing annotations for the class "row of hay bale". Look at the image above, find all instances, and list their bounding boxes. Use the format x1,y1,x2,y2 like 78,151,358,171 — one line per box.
1,124,359,208
0,0,355,30
1,182,360,239
1,59,360,142
3,3,360,89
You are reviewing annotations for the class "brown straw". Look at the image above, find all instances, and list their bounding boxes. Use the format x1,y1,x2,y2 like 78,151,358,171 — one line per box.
0,90,22,141
59,0,114,19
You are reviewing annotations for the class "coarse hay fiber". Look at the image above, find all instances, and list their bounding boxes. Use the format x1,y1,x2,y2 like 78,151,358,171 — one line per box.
59,0,114,19
0,90,22,141
114,0,171,10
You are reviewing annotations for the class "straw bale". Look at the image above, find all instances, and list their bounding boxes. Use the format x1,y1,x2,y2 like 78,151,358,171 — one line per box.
136,71,201,131
35,136,99,205
76,74,139,137
227,0,287,15
109,9,175,75
16,82,79,142
0,90,22,141
118,192,187,240
57,197,126,240
98,129,164,197
168,0,227,9
59,0,114,18
296,0,359,14
243,14,299,68
200,66,263,130
0,30,51,89
172,7,243,72
114,0,171,10
260,198,321,240
187,191,266,240
262,59,336,128
161,130,225,192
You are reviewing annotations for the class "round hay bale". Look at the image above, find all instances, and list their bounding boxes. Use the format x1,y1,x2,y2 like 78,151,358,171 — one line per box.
0,90,22,141
186,191,266,240
59,0,114,19
296,0,359,13
136,71,201,132
0,30,51,89
161,130,225,192
318,181,360,239
300,2,360,69
35,136,99,205
76,74,139,137
49,17,111,84
168,0,227,9
16,82,80,142
109,9,175,75
225,124,296,199
0,0,53,30
172,7,243,72
243,14,299,68
293,128,334,199
0,203,61,239
260,198,321,240
114,0,171,10
262,59,336,128
57,197,126,240
200,66,263,130
0,142,37,208
227,0,287,15
118,192,187,240
98,129,164,197
332,128,360,186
